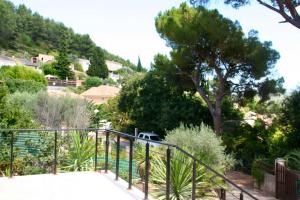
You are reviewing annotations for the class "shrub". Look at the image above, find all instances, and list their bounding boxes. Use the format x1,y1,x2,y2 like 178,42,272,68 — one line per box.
165,123,235,171
284,150,300,172
33,92,92,128
41,63,56,75
222,120,270,172
5,79,46,93
251,160,265,188
0,66,47,85
6,91,36,107
74,62,83,72
6,91,92,129
83,76,102,89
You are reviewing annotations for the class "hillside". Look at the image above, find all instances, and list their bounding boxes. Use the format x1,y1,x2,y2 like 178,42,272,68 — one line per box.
0,0,137,69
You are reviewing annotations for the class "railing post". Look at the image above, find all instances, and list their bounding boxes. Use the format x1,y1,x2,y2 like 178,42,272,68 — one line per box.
166,147,171,200
53,130,57,175
240,192,243,200
144,142,150,200
128,138,133,189
220,188,226,200
94,130,98,172
10,131,14,178
134,128,138,141
105,130,110,173
192,160,196,200
115,135,120,180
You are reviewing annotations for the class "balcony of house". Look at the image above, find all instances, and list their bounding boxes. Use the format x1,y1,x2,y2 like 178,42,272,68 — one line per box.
0,128,259,200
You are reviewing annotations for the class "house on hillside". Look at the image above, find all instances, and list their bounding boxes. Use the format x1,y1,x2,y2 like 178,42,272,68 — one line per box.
77,58,90,72
80,85,120,105
105,60,122,82
0,56,40,71
16,58,40,70
0,56,16,67
31,54,55,64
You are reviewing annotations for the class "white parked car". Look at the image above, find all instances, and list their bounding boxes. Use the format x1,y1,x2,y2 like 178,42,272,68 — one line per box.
137,132,162,147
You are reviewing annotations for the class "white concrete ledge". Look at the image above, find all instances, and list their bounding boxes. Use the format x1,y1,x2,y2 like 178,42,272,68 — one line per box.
0,171,154,200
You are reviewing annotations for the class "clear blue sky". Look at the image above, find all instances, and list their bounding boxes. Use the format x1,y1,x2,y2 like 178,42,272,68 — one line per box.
10,0,300,90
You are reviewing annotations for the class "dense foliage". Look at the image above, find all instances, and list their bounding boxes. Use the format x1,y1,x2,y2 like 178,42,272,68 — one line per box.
0,66,47,85
166,124,235,171
151,124,232,199
222,120,271,171
5,79,46,93
0,85,36,129
0,0,136,69
86,47,108,78
280,89,300,150
7,91,92,128
53,47,74,79
155,3,283,134
116,73,212,136
284,150,300,172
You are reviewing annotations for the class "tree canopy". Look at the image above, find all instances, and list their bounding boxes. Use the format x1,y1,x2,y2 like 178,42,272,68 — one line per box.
117,72,212,136
155,3,283,134
87,47,108,79
190,0,300,29
137,57,143,72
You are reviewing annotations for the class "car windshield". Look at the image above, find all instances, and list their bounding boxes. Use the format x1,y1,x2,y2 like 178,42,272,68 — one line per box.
150,136,160,141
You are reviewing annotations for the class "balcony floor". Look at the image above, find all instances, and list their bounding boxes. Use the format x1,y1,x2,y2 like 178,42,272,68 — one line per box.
0,171,148,200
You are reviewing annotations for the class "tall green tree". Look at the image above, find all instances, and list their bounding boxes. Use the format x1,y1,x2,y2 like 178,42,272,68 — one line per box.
0,0,16,48
53,32,74,80
280,88,300,150
87,47,108,79
155,4,283,134
137,56,143,72
117,72,211,136
190,0,300,30
53,51,74,79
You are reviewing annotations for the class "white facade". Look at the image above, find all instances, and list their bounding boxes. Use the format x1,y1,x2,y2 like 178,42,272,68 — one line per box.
109,72,120,82
105,60,122,72
31,54,55,64
105,60,123,82
0,56,16,67
78,58,90,72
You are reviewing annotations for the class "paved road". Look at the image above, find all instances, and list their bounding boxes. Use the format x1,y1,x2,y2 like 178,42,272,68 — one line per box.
226,171,277,200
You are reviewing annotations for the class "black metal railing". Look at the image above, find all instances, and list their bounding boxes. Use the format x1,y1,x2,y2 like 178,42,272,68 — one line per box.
0,128,258,200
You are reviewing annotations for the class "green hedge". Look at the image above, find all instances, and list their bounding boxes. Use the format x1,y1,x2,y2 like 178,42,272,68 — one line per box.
0,66,47,85
5,79,46,93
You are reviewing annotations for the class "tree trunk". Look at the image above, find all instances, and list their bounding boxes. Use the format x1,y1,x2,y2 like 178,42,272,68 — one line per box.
213,112,222,135
213,97,223,135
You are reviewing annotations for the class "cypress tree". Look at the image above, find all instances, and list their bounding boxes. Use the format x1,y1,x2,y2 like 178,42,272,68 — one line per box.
137,56,143,72
87,47,108,78
53,32,74,79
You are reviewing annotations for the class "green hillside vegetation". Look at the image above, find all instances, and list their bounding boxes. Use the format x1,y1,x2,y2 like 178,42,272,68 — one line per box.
0,0,136,70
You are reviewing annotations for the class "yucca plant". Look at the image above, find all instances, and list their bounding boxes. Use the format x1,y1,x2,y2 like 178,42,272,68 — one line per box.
0,168,10,177
151,149,211,200
134,143,148,181
62,132,94,172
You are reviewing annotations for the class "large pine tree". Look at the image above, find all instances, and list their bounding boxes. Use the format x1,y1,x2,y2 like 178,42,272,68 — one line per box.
87,47,108,78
